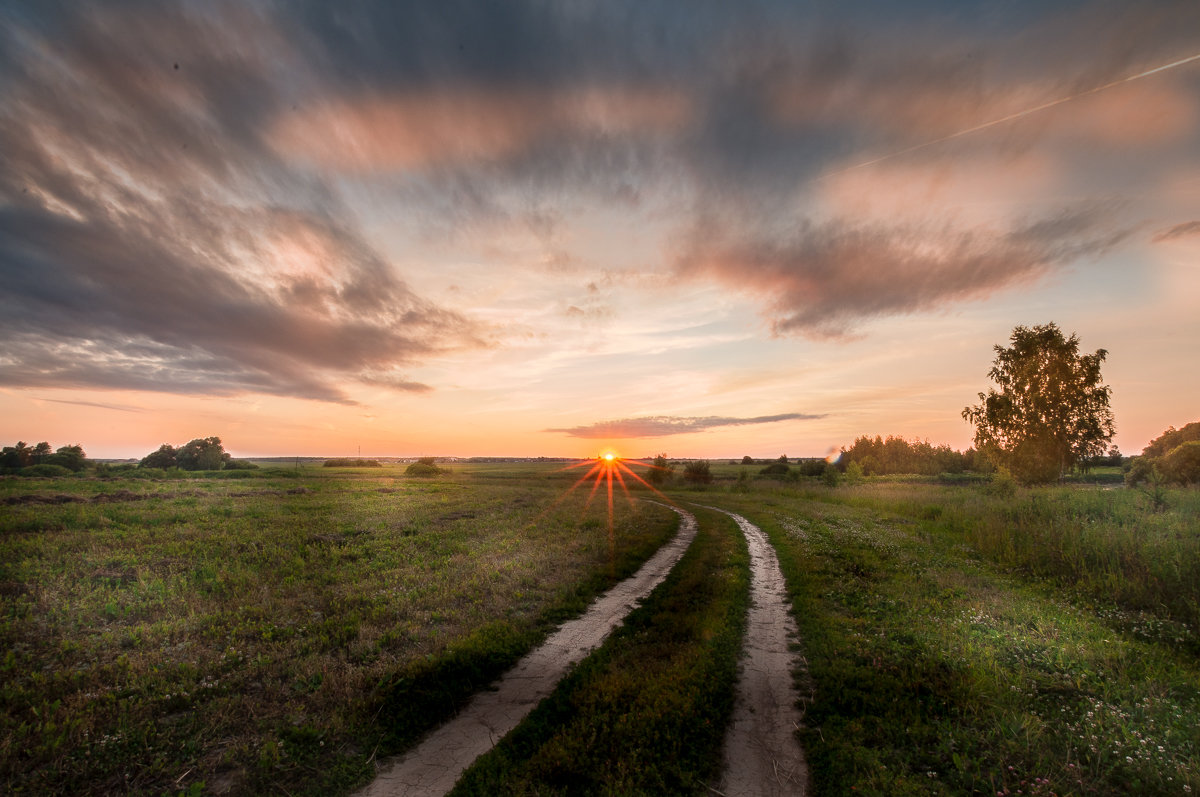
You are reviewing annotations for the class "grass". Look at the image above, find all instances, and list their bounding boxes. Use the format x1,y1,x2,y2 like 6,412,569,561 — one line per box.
709,481,1200,795
6,461,1199,795
0,465,678,795
450,504,749,795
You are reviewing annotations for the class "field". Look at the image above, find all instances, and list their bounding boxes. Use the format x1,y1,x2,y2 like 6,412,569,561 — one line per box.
3,462,1199,795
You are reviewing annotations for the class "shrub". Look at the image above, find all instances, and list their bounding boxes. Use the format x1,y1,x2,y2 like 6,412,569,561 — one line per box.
759,462,790,477
646,454,674,486
985,467,1018,499
405,462,442,477
18,464,73,477
822,463,840,487
224,459,260,470
797,459,828,477
1125,456,1154,487
682,460,712,485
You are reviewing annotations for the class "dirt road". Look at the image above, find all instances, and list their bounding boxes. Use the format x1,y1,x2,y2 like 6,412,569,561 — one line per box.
704,506,809,796
357,504,699,797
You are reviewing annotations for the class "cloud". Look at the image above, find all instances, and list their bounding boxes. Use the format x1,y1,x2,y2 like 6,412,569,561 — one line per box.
269,86,690,173
1154,220,1200,242
0,3,484,403
547,413,824,439
2,0,1196,407
42,398,145,413
675,205,1133,339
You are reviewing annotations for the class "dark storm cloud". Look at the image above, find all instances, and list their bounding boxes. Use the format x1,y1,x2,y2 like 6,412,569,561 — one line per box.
0,2,482,402
547,413,823,439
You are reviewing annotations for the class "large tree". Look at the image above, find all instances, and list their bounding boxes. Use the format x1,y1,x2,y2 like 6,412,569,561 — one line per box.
962,323,1114,484
175,437,229,471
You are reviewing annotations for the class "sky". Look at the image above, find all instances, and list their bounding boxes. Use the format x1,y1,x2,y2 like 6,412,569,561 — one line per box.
2,0,1198,460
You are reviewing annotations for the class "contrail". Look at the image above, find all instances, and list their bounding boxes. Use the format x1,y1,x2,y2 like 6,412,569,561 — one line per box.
822,50,1200,178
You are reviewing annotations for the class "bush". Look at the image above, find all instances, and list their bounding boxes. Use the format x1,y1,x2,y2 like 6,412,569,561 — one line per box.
985,467,1018,499
759,462,790,477
797,459,827,477
1161,441,1200,486
646,454,674,486
822,463,840,487
18,464,73,477
405,462,442,477
682,460,712,485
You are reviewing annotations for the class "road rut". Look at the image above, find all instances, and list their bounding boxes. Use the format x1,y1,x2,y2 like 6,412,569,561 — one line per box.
705,506,808,796
357,504,699,797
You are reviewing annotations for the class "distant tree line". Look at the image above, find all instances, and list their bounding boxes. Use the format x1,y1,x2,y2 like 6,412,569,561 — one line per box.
0,441,88,474
839,435,983,476
323,458,382,468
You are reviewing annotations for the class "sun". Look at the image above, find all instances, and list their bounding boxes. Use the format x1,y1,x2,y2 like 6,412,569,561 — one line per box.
603,452,616,462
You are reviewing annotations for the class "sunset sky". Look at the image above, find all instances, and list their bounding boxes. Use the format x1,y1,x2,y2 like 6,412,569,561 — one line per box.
2,1,1198,460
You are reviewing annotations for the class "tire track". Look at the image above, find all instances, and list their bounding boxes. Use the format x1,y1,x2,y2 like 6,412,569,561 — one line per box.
357,503,699,797
702,506,808,796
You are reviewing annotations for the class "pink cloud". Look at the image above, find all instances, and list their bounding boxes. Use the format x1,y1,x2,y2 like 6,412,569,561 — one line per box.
675,207,1131,339
268,86,691,172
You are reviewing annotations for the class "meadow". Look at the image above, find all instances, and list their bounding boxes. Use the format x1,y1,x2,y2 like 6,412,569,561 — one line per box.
2,462,1199,795
0,464,679,795
711,478,1200,795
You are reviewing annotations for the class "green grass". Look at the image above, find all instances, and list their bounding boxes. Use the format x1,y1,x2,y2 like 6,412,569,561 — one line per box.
0,465,679,795
451,504,749,796
708,481,1200,795
7,462,1199,795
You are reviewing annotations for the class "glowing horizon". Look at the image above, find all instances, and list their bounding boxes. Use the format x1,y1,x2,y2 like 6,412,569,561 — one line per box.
2,3,1198,461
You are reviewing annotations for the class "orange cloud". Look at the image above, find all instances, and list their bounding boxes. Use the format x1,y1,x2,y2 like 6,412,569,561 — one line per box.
269,86,690,172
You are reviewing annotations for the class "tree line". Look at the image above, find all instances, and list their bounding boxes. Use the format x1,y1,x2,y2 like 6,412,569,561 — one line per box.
0,441,88,473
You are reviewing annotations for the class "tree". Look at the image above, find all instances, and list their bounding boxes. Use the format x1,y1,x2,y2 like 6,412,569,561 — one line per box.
1127,421,1200,487
140,444,178,469
647,453,674,486
175,437,229,471
962,323,1114,484
1161,441,1200,486
46,444,87,472
1,441,33,469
